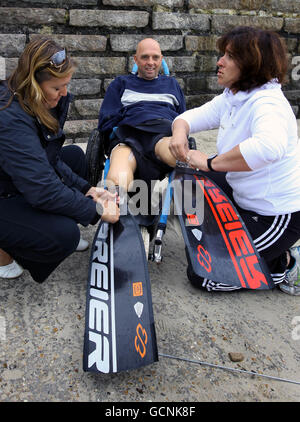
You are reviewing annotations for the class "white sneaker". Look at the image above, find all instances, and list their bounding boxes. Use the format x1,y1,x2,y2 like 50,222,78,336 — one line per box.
76,237,89,252
0,260,23,279
279,246,300,296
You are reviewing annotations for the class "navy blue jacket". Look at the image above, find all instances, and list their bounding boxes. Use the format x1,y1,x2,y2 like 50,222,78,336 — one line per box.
98,73,186,138
0,82,98,226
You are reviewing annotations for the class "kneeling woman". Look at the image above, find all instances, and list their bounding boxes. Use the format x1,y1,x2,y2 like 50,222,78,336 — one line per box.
170,26,300,295
0,37,119,283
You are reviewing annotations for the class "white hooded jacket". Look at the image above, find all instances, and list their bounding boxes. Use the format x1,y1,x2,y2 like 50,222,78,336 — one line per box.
176,81,300,215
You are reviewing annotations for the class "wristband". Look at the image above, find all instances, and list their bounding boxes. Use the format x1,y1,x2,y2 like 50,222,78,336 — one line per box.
207,155,217,172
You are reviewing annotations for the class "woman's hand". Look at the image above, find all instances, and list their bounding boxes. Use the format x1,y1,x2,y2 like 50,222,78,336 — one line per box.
86,186,119,204
169,118,190,162
98,196,120,223
168,134,189,162
186,150,209,171
86,187,120,223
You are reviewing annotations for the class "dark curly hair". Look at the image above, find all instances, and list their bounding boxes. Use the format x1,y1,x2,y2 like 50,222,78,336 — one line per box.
217,26,288,92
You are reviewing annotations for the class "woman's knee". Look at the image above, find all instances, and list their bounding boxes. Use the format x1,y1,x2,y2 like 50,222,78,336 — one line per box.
53,219,80,256
0,197,81,264
41,219,80,261
61,145,88,179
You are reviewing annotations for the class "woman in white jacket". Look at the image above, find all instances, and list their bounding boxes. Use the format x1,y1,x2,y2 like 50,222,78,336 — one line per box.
169,26,300,295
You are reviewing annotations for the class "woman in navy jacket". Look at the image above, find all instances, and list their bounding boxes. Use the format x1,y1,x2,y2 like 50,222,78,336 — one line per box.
0,37,119,283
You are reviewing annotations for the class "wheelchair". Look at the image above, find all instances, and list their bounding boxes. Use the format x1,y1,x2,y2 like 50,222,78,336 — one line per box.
86,58,170,187
85,126,164,258
86,127,196,262
85,59,196,260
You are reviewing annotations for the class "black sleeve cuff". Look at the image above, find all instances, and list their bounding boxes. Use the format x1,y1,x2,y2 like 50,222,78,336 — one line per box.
90,211,101,225
81,182,92,195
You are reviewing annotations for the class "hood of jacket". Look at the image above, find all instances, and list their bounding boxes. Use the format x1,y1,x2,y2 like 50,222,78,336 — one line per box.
223,79,282,107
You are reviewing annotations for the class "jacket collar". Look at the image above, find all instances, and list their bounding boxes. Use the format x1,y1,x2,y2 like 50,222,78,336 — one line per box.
37,92,73,141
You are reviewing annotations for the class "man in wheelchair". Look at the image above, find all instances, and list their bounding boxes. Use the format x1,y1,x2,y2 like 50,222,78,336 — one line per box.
97,38,186,197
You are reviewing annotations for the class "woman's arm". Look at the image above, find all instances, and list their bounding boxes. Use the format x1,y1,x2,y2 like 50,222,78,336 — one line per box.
168,118,190,162
188,145,251,172
169,94,223,162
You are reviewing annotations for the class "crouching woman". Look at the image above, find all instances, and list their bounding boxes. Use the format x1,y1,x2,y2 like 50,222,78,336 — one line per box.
0,37,119,283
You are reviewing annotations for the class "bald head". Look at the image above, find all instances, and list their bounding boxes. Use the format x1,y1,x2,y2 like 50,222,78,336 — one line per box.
135,38,162,56
134,38,163,80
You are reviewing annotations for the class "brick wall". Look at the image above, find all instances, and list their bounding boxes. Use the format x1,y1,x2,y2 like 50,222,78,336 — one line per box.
0,0,299,142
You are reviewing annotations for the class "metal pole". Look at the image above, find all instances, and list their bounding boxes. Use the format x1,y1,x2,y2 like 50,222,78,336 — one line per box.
159,352,300,386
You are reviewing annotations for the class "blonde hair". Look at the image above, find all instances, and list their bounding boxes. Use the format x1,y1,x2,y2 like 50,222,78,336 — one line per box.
2,37,75,133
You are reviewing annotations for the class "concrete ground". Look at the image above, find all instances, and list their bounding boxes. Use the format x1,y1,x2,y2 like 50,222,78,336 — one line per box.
0,127,300,403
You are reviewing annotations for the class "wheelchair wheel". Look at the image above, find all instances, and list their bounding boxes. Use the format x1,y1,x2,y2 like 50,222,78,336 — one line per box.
86,128,106,186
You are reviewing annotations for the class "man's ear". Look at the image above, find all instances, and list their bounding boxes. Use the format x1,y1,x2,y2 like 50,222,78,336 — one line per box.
159,55,163,71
